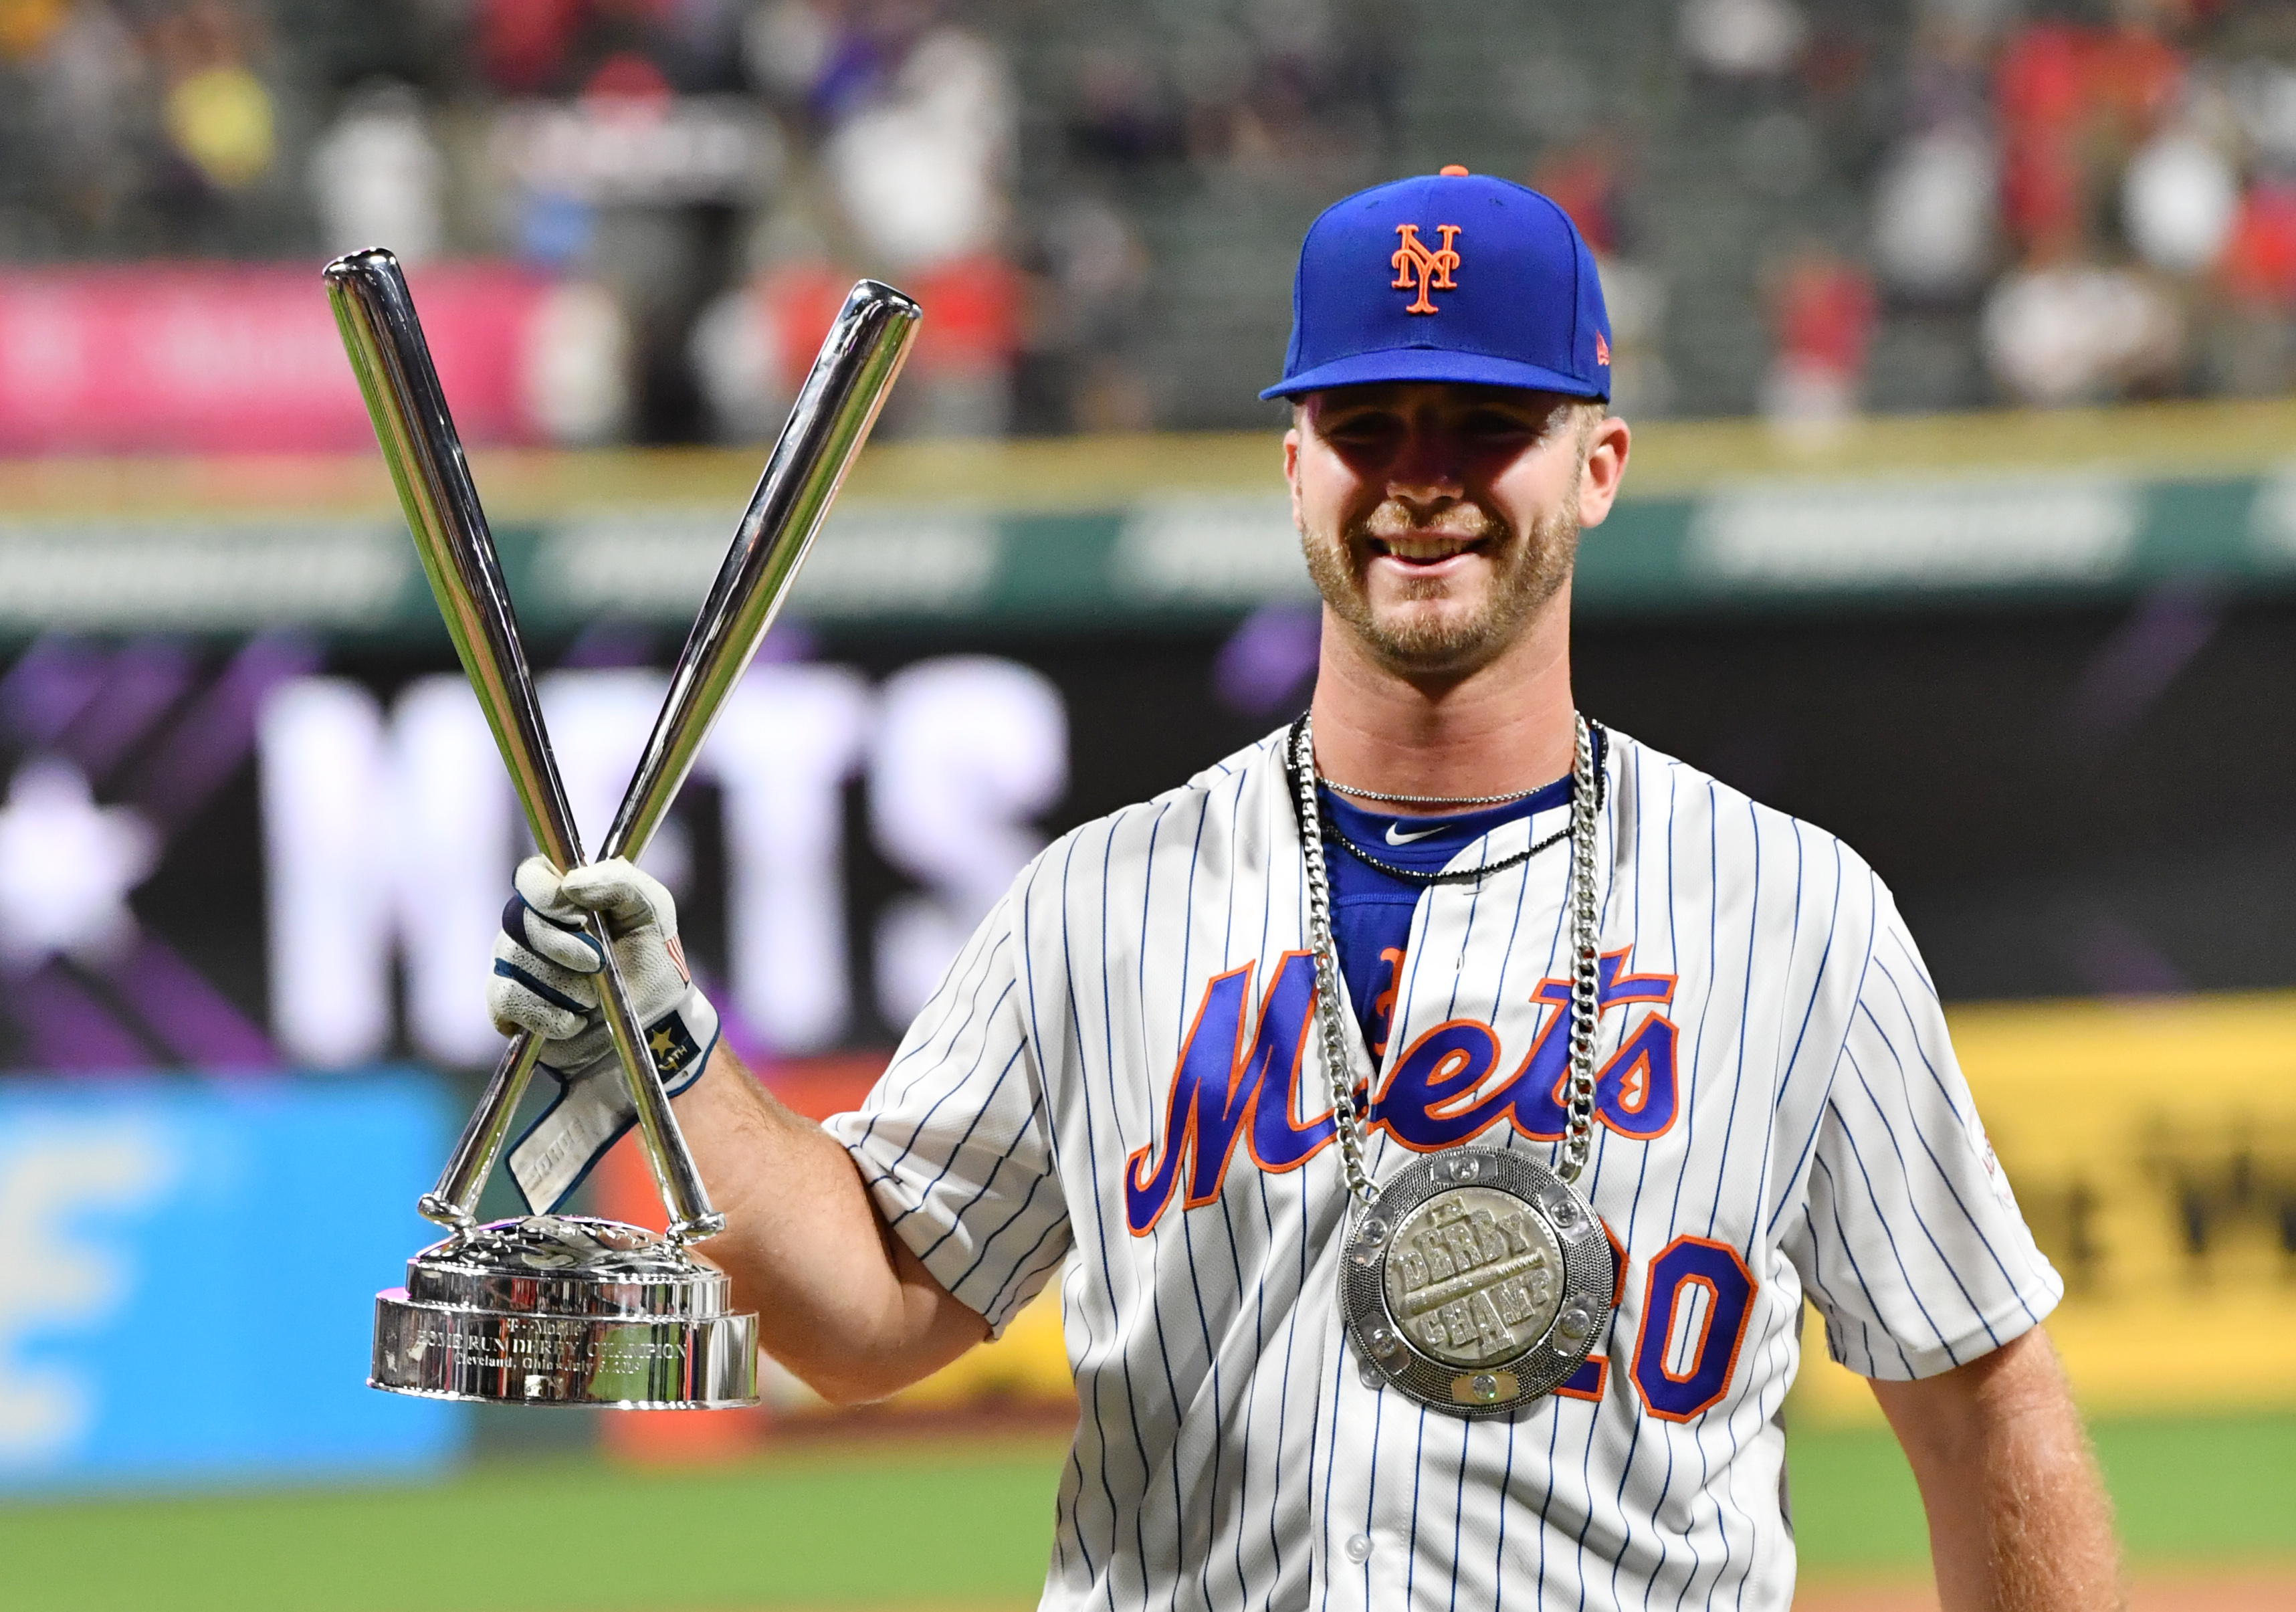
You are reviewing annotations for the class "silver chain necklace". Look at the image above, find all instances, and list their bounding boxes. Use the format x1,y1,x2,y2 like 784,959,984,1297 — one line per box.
1292,712,1617,1417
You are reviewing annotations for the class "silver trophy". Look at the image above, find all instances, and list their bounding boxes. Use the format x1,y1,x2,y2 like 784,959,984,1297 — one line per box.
325,249,918,1407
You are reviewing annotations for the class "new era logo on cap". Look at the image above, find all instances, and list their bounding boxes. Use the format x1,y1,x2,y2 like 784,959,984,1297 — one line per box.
1263,167,1612,402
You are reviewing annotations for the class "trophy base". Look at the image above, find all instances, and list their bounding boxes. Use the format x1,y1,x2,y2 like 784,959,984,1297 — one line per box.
370,1215,760,1409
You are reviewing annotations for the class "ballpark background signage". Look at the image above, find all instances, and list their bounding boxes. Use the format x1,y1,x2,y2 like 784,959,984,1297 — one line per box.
0,1072,464,1492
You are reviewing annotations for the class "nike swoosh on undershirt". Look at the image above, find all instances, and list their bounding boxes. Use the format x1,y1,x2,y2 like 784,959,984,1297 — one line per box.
1384,821,1441,845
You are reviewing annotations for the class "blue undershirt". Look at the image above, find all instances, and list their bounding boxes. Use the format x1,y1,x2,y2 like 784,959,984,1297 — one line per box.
1318,733,1599,1060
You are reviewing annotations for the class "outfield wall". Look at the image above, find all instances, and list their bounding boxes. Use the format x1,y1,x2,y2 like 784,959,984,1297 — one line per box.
1,398,2295,639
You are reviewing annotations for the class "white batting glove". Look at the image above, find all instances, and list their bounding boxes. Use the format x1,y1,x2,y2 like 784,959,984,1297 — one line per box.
490,855,720,1213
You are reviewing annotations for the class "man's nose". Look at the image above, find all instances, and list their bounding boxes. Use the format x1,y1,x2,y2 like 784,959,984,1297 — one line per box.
1386,425,1464,507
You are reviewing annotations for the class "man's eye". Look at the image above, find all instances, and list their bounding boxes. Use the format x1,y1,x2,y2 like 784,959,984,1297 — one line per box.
1461,412,1535,437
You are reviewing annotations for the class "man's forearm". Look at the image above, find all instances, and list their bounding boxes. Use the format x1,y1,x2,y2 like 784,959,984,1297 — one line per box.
667,1042,988,1404
1870,1327,2121,1611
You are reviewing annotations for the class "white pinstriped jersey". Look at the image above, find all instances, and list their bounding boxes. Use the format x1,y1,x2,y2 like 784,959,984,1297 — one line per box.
825,725,2063,1612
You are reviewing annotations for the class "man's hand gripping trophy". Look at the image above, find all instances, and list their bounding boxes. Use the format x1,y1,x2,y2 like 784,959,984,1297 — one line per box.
326,248,918,1409
490,855,717,1203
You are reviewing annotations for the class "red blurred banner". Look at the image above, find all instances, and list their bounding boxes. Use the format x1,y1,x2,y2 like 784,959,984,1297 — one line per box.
0,263,553,454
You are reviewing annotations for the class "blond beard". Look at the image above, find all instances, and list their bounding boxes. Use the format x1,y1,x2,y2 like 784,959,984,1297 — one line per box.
1299,492,1580,678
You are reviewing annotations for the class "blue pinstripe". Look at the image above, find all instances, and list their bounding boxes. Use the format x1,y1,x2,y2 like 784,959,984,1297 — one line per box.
1837,1041,2001,1344
1859,967,2043,1320
1482,796,1553,1612
1608,775,1715,1610
1824,1092,1962,1361
1808,1150,1920,1376
1049,829,1142,1611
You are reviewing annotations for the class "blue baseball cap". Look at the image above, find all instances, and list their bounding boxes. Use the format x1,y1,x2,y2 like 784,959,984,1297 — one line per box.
1261,168,1612,402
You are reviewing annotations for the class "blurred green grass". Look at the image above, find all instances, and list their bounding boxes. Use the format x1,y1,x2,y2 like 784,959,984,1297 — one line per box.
1786,1411,2296,1572
3,1415,2289,1610
0,1437,1066,1611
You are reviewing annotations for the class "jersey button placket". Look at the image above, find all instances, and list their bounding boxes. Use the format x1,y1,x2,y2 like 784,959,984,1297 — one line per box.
1318,1291,1382,1612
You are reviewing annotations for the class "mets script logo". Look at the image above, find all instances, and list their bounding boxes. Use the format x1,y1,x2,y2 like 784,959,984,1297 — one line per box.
1124,947,1680,1235
1391,223,1462,314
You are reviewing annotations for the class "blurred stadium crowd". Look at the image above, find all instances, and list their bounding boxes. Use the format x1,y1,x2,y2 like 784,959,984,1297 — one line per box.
0,0,2289,443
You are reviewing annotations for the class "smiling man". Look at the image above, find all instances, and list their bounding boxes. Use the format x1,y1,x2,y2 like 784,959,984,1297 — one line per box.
487,171,2121,1611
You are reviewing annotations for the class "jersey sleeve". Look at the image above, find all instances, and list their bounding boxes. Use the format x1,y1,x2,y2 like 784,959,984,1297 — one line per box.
822,886,1070,1338
1783,884,2064,1380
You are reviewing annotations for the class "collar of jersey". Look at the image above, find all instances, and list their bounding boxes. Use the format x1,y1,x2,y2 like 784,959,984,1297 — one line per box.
1320,771,1571,874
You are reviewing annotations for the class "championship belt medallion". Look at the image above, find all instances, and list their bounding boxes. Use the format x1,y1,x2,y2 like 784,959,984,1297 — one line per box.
1340,1149,1614,1416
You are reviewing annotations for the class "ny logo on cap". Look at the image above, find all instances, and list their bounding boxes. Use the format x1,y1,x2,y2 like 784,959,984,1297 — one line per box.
1390,223,1461,314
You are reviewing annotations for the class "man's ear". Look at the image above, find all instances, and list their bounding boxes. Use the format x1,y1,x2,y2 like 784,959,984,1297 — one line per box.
1283,419,1303,528
1574,413,1631,528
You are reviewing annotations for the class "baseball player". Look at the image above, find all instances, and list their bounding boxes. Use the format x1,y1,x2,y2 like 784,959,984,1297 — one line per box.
488,171,2119,1609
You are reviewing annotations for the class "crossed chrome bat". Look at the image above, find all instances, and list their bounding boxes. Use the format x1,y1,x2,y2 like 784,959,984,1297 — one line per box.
324,251,919,1246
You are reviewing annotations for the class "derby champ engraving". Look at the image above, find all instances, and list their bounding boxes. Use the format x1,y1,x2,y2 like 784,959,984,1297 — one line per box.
1383,1185,1566,1367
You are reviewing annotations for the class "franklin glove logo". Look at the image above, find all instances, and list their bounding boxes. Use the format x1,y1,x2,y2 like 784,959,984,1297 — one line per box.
1391,223,1462,314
